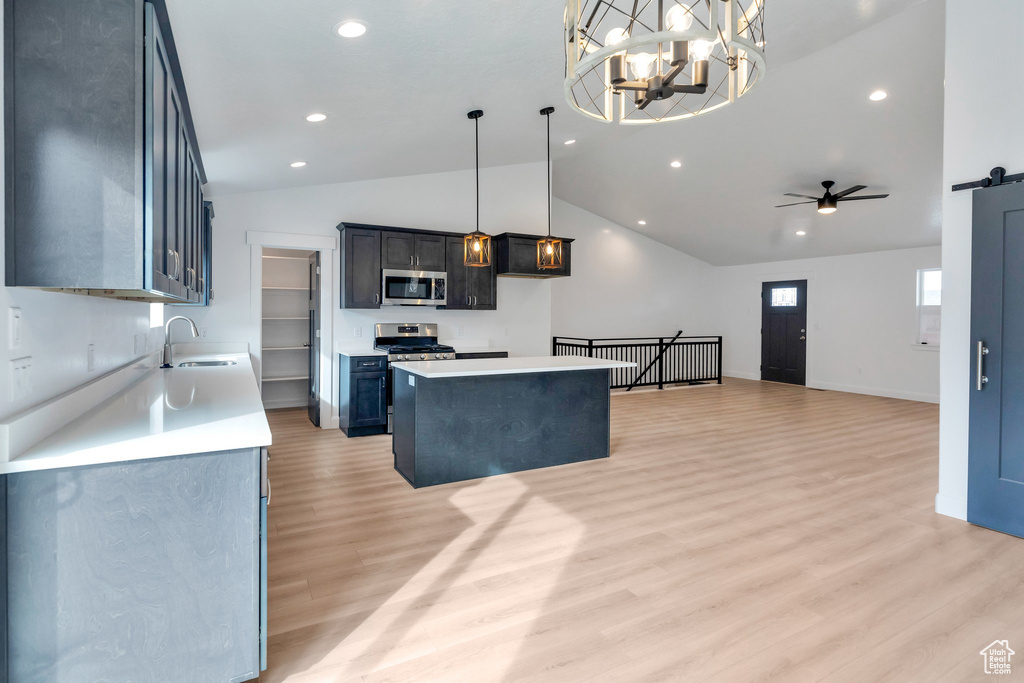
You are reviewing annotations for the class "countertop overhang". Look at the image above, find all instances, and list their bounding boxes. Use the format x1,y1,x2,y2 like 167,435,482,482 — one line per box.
391,355,635,378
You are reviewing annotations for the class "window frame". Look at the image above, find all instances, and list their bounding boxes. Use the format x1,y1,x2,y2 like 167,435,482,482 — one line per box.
916,268,941,347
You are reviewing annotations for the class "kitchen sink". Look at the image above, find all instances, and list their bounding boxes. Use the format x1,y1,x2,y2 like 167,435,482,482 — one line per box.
178,360,237,367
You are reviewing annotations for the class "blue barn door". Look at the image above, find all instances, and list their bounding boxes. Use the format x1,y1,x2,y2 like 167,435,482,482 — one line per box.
968,180,1024,537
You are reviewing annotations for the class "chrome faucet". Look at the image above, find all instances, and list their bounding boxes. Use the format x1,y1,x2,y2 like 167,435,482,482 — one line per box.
161,316,199,368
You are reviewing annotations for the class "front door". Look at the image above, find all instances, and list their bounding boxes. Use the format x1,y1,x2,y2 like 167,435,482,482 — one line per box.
968,181,1024,537
761,280,807,385
307,252,321,427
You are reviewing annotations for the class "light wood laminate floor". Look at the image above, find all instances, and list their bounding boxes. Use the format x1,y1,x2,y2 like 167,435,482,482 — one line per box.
260,378,1024,683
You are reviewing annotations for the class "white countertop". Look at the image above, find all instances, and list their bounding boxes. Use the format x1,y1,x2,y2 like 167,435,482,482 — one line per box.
0,349,271,475
391,356,635,378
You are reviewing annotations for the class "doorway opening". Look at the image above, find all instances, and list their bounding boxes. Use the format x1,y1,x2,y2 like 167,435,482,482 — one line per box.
761,279,807,386
260,247,319,423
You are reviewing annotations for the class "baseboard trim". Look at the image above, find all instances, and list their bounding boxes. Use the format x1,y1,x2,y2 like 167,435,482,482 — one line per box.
723,371,760,381
808,380,939,404
935,493,967,520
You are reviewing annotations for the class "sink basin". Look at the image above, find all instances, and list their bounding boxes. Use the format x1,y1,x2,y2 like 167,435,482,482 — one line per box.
178,360,237,367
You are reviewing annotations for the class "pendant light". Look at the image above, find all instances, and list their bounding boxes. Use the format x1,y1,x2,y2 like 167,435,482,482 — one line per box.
464,110,491,267
537,106,563,269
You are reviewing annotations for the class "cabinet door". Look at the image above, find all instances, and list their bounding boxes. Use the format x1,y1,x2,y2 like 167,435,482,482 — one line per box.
147,9,174,295
470,260,497,309
350,371,387,427
443,237,471,310
343,228,381,308
164,80,185,297
415,234,446,271
381,231,416,269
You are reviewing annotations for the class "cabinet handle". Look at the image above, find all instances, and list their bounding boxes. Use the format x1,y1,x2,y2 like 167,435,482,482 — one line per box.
416,256,420,266
468,295,472,306
474,296,478,306
374,293,380,304
409,255,414,266
168,249,180,279
266,478,271,507
977,341,990,391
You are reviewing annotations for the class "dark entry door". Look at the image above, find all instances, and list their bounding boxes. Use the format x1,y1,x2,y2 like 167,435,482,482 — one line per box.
307,252,321,427
761,280,807,385
968,181,1024,537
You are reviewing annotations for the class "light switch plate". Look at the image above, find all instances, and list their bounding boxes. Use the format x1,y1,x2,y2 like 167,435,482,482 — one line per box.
87,344,96,372
408,375,415,386
8,307,22,350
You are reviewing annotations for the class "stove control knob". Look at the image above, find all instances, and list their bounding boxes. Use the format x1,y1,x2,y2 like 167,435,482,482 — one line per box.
419,353,427,360
434,353,442,359
443,353,450,359
400,355,408,361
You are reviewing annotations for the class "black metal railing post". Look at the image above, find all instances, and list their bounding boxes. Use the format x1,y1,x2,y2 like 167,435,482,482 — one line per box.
587,340,594,358
658,338,665,390
717,335,723,384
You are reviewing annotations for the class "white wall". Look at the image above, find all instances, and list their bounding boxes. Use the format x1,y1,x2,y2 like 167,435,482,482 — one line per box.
936,1,1024,520
550,199,713,339
709,247,941,403
0,8,162,422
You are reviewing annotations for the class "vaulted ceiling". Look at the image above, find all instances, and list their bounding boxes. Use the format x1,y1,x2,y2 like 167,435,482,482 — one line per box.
168,0,942,265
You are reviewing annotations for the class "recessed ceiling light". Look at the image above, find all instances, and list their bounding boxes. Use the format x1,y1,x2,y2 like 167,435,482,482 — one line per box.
333,20,366,38
290,161,307,168
564,139,576,145
869,90,888,101
305,113,327,123
795,230,806,236
638,220,646,225
670,160,682,168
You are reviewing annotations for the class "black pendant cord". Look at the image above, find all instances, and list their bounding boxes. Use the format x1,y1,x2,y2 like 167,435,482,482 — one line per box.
475,115,480,232
546,112,551,238
541,106,555,238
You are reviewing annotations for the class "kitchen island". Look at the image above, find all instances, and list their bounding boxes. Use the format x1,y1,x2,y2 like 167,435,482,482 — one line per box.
391,356,635,487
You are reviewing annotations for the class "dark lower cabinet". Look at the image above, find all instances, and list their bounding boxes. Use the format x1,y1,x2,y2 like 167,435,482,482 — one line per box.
3,448,264,682
443,236,496,310
339,355,388,436
341,228,382,309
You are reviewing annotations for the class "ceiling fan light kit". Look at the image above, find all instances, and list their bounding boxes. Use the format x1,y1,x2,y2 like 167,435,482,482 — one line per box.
776,180,890,215
564,0,766,124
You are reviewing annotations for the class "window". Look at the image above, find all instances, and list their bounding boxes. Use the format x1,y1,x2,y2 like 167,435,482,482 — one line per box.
917,268,941,345
771,287,798,307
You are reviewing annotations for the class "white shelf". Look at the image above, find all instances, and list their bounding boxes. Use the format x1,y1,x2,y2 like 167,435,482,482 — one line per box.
264,346,307,351
262,317,307,321
262,255,309,262
262,286,308,291
262,375,308,383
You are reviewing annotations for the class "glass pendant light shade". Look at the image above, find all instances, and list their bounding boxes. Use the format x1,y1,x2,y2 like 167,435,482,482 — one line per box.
464,110,491,267
537,237,563,269
464,230,491,267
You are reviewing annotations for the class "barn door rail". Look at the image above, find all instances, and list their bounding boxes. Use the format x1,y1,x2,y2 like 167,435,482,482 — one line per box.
552,333,723,390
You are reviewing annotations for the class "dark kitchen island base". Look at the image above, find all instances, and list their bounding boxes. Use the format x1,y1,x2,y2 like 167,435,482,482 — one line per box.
392,367,612,487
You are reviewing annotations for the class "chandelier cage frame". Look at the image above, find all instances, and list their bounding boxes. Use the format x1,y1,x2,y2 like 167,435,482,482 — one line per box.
564,0,766,124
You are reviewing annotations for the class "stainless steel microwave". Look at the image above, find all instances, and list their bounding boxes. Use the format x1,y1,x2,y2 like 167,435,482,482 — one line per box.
381,269,447,306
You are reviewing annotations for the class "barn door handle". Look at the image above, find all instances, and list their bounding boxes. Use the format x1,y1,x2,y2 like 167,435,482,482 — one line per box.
799,336,806,340
977,341,990,391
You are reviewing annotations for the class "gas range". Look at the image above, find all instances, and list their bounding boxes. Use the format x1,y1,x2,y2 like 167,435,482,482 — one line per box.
374,323,456,362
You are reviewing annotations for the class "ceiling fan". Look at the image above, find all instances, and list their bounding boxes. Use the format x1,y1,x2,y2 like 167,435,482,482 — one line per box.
775,181,889,214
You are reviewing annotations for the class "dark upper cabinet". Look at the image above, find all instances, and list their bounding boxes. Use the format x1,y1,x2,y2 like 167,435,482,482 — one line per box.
414,234,446,271
5,0,210,303
381,231,446,271
341,227,382,309
442,237,496,310
495,233,573,279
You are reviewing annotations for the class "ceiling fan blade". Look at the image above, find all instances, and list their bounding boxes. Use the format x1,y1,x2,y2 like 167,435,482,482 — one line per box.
774,200,817,208
832,184,867,198
836,194,890,201
783,193,820,200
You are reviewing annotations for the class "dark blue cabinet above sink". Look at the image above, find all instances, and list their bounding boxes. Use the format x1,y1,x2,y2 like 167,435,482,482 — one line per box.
4,0,212,304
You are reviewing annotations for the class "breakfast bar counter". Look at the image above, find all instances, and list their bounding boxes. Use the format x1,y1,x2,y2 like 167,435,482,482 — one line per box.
390,356,635,487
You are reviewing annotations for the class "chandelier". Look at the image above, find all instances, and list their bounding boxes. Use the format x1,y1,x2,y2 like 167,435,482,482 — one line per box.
564,0,766,124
